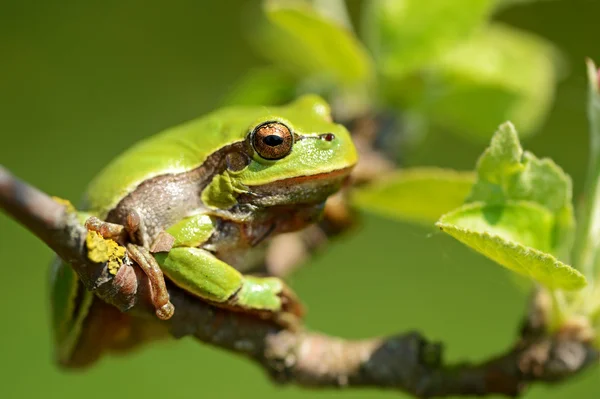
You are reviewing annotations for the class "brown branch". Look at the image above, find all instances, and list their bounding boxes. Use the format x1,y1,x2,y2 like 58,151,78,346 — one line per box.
1,164,598,398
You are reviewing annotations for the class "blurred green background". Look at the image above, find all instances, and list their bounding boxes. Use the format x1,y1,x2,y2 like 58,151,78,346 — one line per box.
1,0,598,398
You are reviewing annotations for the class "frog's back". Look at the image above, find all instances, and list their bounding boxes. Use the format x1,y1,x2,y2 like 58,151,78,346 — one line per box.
85,107,261,218
84,95,336,219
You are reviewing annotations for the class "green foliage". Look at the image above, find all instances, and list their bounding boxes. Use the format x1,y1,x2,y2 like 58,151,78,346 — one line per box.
440,201,554,252
255,1,374,87
469,122,574,245
351,168,474,225
230,0,561,143
436,122,585,291
437,202,586,291
362,0,494,78
409,24,559,140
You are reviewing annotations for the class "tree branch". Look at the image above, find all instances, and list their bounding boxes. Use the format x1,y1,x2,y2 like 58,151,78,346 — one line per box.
1,164,598,397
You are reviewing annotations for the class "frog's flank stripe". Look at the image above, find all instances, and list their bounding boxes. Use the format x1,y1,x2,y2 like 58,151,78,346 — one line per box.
97,141,245,221
104,142,246,242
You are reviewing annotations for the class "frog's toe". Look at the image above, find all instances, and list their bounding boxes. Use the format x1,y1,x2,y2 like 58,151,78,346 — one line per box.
85,216,125,240
156,302,175,320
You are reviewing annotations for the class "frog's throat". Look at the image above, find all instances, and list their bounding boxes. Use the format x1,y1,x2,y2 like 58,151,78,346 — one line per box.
237,166,353,208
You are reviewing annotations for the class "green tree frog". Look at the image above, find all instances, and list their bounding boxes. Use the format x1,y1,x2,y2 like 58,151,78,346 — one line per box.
50,95,358,367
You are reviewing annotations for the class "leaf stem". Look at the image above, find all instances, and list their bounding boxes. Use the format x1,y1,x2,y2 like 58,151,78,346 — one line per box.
571,59,600,283
549,289,567,331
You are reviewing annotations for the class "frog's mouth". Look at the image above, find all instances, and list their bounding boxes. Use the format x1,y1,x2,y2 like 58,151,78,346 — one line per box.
237,166,353,208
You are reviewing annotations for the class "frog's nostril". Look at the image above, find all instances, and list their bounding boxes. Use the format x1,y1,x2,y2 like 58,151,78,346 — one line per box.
320,133,335,142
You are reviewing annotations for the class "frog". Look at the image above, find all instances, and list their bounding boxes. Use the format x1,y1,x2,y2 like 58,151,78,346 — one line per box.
49,94,358,367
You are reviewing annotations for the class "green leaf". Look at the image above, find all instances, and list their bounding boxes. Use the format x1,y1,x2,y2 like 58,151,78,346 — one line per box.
362,0,495,78
436,122,583,291
351,168,474,225
441,201,554,251
422,24,560,140
437,202,586,291
468,122,575,255
471,121,523,187
470,122,572,212
255,0,374,87
220,68,297,107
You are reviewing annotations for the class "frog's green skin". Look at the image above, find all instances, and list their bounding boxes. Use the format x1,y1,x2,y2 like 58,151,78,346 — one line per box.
50,95,358,367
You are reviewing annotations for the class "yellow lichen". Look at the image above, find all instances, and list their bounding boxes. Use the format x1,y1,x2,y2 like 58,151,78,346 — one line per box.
85,231,126,275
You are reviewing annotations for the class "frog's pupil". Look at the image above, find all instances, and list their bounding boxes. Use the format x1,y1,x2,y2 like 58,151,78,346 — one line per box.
264,135,284,147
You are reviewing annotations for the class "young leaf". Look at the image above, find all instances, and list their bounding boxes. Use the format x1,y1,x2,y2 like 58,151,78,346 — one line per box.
469,122,573,216
440,201,555,253
351,168,474,225
436,122,584,291
254,1,374,87
437,202,586,291
469,122,575,256
362,0,495,78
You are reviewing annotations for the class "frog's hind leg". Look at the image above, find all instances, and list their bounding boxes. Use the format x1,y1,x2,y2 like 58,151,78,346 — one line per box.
154,247,304,328
126,243,175,320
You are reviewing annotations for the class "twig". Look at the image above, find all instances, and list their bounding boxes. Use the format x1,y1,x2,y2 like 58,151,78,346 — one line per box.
1,164,598,398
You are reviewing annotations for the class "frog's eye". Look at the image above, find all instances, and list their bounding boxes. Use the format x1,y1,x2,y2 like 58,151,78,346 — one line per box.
251,122,294,160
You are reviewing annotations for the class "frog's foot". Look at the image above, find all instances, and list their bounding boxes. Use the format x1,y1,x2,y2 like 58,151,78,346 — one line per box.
126,244,175,320
85,216,126,243
274,283,305,320
227,275,305,328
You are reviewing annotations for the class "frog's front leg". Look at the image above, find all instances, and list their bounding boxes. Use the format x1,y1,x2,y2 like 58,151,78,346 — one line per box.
83,213,175,320
126,244,175,320
154,247,304,326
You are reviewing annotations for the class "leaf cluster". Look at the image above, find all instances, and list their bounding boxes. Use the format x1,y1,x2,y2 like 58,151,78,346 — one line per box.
226,0,560,142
